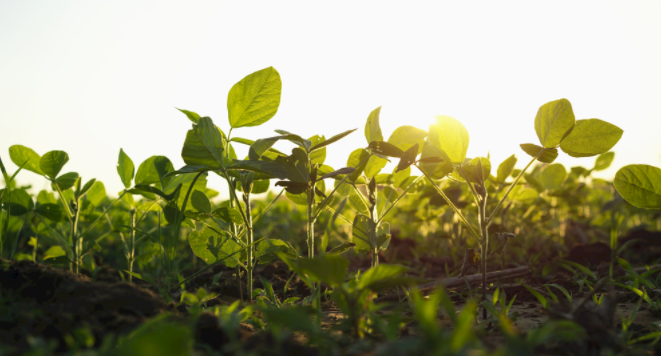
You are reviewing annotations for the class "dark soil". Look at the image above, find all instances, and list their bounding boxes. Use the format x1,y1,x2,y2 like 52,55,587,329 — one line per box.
0,259,170,353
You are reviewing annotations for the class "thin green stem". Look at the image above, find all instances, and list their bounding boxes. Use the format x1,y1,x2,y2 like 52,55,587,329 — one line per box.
78,191,127,240
486,153,540,226
376,176,424,225
252,188,285,224
415,164,481,244
53,183,73,221
244,193,254,301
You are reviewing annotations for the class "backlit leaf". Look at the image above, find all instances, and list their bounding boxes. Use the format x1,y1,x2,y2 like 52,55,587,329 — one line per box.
8,145,43,175
228,67,282,128
429,116,469,164
365,106,383,144
559,119,623,157
41,150,69,180
614,164,661,209
520,144,558,163
534,98,575,148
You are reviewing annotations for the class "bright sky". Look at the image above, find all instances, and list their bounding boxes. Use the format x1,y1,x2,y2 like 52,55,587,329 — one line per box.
1,1,660,197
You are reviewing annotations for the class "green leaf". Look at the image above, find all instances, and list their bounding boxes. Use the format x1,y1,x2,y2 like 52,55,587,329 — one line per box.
418,142,452,179
539,163,566,191
181,120,225,169
35,203,62,222
559,119,623,157
348,191,369,216
43,245,67,260
316,167,355,181
53,172,79,190
352,214,375,254
364,155,388,178
176,108,201,124
164,172,207,208
2,188,34,216
249,134,307,160
524,285,548,309
135,156,174,186
395,143,419,173
346,148,370,183
520,144,558,163
328,242,356,255
513,187,538,203
212,206,244,224
255,239,298,264
365,106,383,144
534,98,576,148
614,164,661,209
377,223,390,251
86,181,106,206
358,264,412,291
496,155,517,183
227,160,288,179
428,116,469,164
387,125,427,154
191,190,211,213
593,152,615,172
189,228,222,264
236,179,269,194
465,157,491,183
367,141,404,158
228,67,282,128
116,149,134,188
40,150,69,180
165,165,213,177
297,254,349,287
308,135,326,165
8,145,43,175
310,129,357,151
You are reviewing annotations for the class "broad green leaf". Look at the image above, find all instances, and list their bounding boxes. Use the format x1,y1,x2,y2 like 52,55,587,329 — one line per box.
53,172,79,190
37,190,57,205
40,150,69,180
365,106,383,144
227,160,288,179
513,187,538,202
429,116,469,164
43,245,66,260
8,145,43,175
377,186,399,217
496,155,517,183
364,155,387,178
395,143,419,173
191,190,211,213
236,179,269,194
376,222,390,251
352,214,375,254
211,206,244,224
35,203,62,222
181,121,225,169
387,125,427,154
539,164,566,191
418,142,452,179
308,135,326,165
196,117,225,166
164,172,208,208
255,238,298,264
297,254,349,287
346,148,370,183
559,119,623,157
86,181,106,206
309,129,357,151
176,108,200,124
367,141,404,158
465,157,491,183
593,152,615,172
228,67,282,128
2,188,34,216
348,191,369,216
79,178,96,198
285,190,308,206
614,164,661,209
189,227,222,264
316,167,355,181
393,166,411,188
135,156,174,186
274,150,309,183
534,98,576,148
165,165,213,177
520,144,558,163
249,134,308,160
358,264,407,290
137,241,162,265
116,149,134,188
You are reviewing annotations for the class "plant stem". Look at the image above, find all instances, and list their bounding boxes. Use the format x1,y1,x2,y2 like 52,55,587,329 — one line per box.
78,191,127,240
129,208,136,282
376,176,424,225
486,152,541,226
415,164,481,244
244,194,254,302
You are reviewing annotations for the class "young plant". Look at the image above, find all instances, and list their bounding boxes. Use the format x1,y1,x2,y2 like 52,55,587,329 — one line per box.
387,99,622,318
7,146,119,272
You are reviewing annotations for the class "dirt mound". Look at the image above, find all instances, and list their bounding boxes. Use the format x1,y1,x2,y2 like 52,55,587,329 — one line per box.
0,259,170,353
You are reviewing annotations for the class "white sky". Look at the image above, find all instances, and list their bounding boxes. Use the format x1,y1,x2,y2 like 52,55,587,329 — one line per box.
1,1,660,197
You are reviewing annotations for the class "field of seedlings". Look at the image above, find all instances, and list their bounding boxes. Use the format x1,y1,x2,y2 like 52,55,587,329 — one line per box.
2,67,661,356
